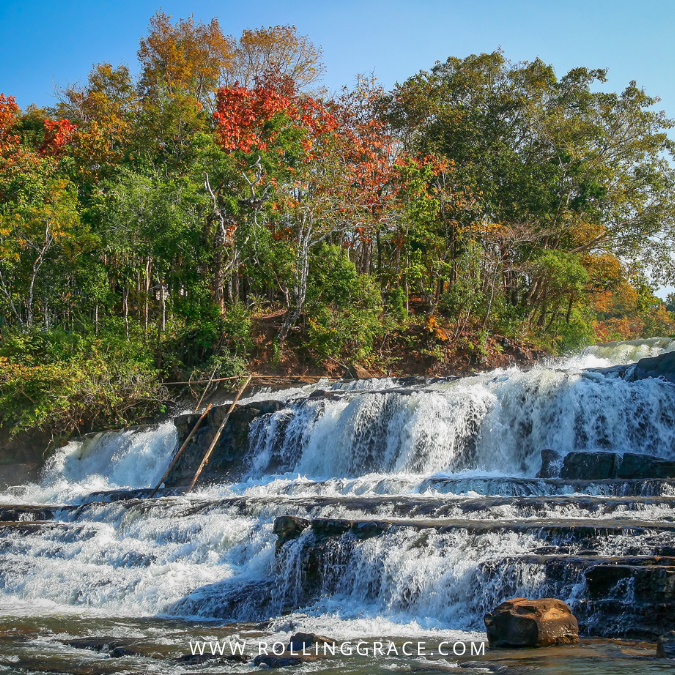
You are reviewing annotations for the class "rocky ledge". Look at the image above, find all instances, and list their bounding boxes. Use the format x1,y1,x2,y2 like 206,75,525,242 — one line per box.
163,400,285,486
538,449,675,480
271,513,675,639
587,347,675,384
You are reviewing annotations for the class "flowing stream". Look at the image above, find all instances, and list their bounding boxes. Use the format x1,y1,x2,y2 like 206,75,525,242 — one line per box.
1,338,675,673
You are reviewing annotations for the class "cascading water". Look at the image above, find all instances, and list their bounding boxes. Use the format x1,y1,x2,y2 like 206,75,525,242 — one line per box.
1,339,675,673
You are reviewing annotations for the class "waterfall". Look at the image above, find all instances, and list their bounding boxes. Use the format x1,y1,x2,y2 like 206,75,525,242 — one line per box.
1,338,675,646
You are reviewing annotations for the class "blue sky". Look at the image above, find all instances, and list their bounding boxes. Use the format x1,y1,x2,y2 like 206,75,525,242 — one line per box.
1,0,674,295
2,0,674,113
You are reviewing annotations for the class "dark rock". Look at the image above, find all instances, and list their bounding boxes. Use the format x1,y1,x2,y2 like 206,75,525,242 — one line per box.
559,451,675,480
273,516,310,546
174,653,248,664
311,518,353,538
657,630,675,658
536,449,562,478
560,452,620,480
288,632,336,651
165,401,285,487
64,638,133,652
0,462,41,489
617,453,675,479
353,520,391,538
484,598,579,648
630,351,675,384
253,654,303,667
109,647,139,658
585,564,675,602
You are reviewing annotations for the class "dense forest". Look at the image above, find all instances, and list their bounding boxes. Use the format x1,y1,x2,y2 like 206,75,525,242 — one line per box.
1,11,675,441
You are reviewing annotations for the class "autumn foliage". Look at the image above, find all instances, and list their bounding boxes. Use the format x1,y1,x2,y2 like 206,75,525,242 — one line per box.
0,12,674,440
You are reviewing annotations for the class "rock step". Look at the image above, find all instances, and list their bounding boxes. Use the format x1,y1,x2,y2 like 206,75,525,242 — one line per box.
0,505,66,522
6,495,673,526
41,493,675,526
27,476,675,504
274,515,675,544
270,518,675,640
422,476,675,497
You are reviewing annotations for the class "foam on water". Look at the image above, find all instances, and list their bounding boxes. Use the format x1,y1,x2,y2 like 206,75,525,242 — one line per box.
3,422,177,505
1,338,675,634
246,363,675,480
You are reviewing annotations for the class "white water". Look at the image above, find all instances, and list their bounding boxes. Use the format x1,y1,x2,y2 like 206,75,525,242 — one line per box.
246,341,675,479
1,338,675,639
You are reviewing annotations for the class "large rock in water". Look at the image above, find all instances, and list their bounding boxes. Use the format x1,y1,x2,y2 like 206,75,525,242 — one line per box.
630,350,675,384
617,453,675,479
559,451,675,480
560,452,620,480
657,631,675,658
536,449,562,478
484,598,579,648
288,632,336,651
163,400,285,487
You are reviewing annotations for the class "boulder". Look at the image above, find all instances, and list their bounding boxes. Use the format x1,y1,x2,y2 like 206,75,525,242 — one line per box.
484,598,579,648
630,351,675,384
657,630,675,658
617,453,675,480
273,516,310,547
253,654,303,667
560,452,620,480
288,632,336,651
536,449,562,478
559,451,675,481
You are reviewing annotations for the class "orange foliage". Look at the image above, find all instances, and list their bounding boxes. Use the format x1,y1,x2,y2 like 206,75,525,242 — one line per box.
40,119,77,157
138,11,234,101
0,94,19,154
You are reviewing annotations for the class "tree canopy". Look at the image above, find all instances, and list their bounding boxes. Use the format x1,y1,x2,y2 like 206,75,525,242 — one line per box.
0,18,674,439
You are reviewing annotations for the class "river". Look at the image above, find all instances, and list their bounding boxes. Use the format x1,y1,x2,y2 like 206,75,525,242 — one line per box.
1,339,675,673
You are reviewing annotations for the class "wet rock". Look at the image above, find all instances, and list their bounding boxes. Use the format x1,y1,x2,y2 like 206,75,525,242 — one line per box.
617,453,675,479
0,505,61,522
166,401,285,487
560,452,620,480
311,518,353,538
630,351,675,384
585,564,675,601
536,449,562,478
657,630,675,657
174,652,248,664
559,451,675,481
288,632,336,651
273,516,310,546
64,638,135,653
253,654,304,667
109,646,140,657
484,598,579,648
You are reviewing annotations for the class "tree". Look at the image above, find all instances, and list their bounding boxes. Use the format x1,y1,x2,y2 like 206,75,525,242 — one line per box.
138,11,234,106
228,25,325,90
57,63,138,181
386,51,675,330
